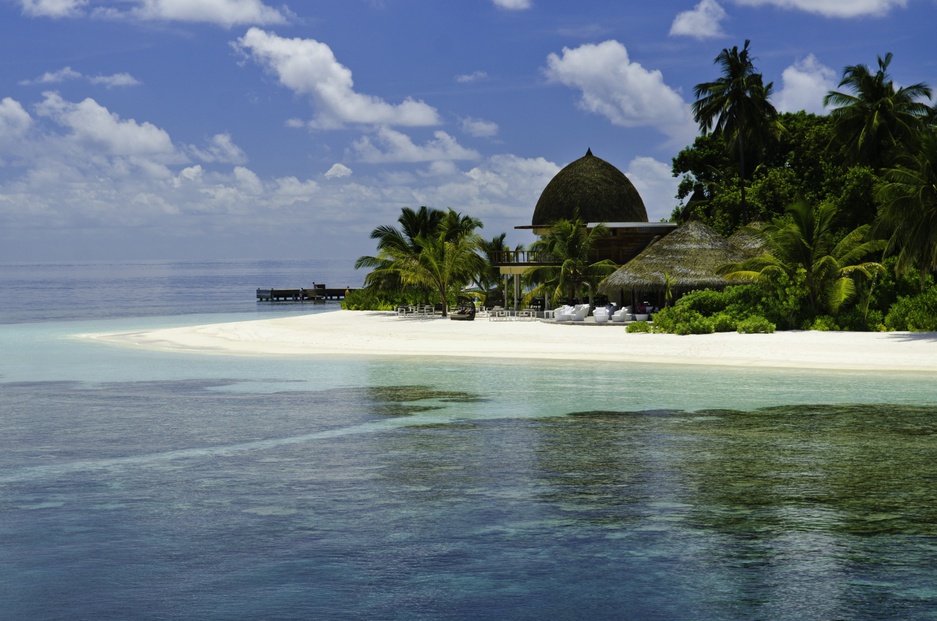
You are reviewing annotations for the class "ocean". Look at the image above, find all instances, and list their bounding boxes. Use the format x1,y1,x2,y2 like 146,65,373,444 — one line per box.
1,259,936,620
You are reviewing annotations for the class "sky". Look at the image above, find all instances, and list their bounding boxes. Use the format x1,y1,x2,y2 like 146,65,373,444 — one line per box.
0,0,935,264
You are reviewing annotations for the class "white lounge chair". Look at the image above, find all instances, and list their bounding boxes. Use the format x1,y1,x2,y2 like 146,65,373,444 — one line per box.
611,307,632,323
571,304,590,322
593,307,610,323
554,305,574,322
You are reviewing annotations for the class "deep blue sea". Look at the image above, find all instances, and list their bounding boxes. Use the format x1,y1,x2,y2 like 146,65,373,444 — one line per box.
2,259,937,620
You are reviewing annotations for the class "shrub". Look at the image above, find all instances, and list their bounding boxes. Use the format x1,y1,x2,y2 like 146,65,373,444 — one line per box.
808,315,839,331
672,313,714,335
737,316,776,334
626,321,653,333
675,288,727,315
884,286,937,331
342,288,410,311
712,312,737,332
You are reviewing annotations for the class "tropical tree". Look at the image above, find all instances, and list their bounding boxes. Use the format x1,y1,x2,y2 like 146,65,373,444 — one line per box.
355,206,445,303
524,217,617,307
876,128,937,288
824,52,933,171
692,39,779,220
719,201,885,324
408,210,485,316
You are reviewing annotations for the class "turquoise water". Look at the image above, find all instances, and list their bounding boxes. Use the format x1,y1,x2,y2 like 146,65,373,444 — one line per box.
2,261,937,619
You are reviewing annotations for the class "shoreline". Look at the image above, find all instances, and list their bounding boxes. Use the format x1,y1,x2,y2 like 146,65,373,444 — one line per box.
84,310,937,373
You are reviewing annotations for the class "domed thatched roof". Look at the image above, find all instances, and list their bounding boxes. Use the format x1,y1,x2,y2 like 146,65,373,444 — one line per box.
599,220,744,293
532,149,647,226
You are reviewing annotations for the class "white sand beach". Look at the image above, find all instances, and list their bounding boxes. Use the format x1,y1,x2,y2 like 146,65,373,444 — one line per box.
85,310,937,373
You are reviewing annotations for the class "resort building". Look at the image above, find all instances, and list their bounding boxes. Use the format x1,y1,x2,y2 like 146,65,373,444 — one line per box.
493,149,676,306
494,149,757,310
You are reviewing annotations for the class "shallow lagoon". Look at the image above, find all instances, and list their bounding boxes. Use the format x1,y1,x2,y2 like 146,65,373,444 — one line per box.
2,315,937,620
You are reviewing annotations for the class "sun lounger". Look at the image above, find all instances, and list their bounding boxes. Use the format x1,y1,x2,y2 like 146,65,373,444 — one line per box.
571,304,589,322
593,307,610,323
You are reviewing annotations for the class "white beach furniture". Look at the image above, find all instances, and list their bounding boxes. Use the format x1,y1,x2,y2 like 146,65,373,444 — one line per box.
593,307,610,323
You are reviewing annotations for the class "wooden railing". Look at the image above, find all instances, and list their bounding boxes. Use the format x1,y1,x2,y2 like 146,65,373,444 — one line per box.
490,250,560,266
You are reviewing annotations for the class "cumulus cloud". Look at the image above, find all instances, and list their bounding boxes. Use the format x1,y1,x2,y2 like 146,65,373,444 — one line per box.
21,66,142,88
18,0,289,25
235,28,441,129
353,128,480,163
461,117,499,138
492,0,531,9
0,98,35,139
670,0,728,39
732,0,907,18
544,40,697,146
34,91,176,158
775,54,838,114
187,132,248,164
625,157,680,222
324,163,353,179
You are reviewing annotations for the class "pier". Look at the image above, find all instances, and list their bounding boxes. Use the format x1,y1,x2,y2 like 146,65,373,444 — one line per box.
256,284,354,302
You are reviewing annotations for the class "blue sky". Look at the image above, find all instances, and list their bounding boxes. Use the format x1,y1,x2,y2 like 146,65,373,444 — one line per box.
0,0,934,263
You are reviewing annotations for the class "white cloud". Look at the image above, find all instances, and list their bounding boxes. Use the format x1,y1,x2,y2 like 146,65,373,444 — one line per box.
128,0,288,27
34,92,176,158
353,128,480,164
625,156,680,222
456,71,489,84
324,163,353,179
0,98,34,139
18,0,85,18
21,66,141,88
90,72,142,88
670,0,728,39
187,132,248,164
18,0,289,25
775,55,838,114
732,0,907,18
544,40,697,147
461,117,499,138
235,28,441,129
20,66,82,85
492,0,531,9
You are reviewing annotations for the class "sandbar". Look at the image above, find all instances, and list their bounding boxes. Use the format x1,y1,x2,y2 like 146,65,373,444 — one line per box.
84,310,937,373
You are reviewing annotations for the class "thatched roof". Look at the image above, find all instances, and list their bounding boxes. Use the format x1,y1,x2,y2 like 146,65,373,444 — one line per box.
728,222,768,259
532,149,647,226
599,220,745,293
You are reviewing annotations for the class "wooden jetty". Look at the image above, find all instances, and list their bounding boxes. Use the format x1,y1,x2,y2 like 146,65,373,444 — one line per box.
256,284,355,302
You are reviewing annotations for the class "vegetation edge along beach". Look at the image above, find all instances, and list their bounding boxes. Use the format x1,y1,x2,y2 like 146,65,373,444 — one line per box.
342,42,937,335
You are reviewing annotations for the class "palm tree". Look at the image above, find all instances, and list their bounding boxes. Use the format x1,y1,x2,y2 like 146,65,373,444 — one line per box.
355,206,445,303
876,128,937,287
693,39,779,220
719,201,885,321
525,217,617,307
475,233,510,307
407,210,484,316
824,53,933,171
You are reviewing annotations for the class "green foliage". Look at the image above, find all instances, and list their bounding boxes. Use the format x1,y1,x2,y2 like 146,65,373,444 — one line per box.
525,216,617,305
625,321,653,333
737,316,776,333
824,52,933,170
876,128,937,286
712,313,738,332
341,288,410,311
719,201,885,321
884,285,937,331
808,315,840,331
